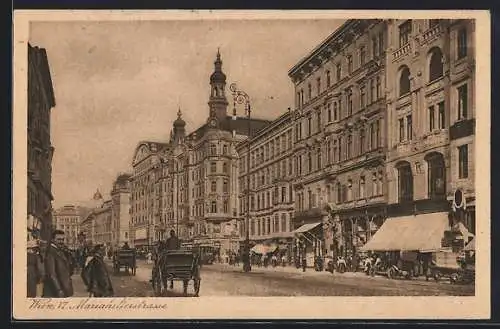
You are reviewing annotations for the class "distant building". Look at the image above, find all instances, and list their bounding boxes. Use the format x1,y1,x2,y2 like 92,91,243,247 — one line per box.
27,43,56,241
110,173,132,247
129,50,271,255
52,205,87,249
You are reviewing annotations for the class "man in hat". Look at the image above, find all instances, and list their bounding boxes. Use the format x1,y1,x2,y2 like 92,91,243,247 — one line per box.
43,230,74,298
81,244,114,297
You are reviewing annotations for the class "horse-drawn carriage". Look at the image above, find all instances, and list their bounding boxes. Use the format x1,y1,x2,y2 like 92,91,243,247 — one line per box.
112,249,137,275
151,249,201,297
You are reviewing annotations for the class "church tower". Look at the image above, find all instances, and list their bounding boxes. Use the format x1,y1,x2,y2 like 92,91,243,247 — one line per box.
207,49,228,127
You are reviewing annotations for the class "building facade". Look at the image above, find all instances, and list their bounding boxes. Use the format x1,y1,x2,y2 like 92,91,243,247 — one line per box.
27,43,56,241
235,110,296,258
111,173,132,247
288,19,389,265
383,19,475,250
52,205,83,249
129,51,270,255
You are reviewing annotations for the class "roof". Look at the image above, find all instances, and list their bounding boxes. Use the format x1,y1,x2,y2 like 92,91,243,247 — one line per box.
293,222,322,234
186,116,272,141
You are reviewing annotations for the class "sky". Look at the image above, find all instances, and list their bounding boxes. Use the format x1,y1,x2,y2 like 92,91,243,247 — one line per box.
29,18,344,208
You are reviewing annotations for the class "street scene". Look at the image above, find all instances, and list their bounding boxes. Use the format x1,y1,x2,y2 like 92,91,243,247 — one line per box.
26,17,476,299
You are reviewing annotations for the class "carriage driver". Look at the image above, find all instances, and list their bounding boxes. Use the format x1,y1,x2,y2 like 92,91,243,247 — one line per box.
152,230,180,289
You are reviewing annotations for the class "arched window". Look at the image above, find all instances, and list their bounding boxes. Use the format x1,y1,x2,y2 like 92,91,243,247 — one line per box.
399,66,411,96
426,152,446,199
429,48,444,82
396,161,413,202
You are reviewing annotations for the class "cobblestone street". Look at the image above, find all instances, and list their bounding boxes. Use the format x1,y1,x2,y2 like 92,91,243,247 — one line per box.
70,260,474,297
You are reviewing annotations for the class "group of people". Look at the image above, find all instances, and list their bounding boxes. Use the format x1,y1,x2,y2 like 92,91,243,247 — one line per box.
27,229,116,298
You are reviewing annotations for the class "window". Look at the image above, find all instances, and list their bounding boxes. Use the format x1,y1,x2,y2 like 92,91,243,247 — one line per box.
333,102,338,121
372,36,378,59
307,116,312,136
281,214,287,232
317,150,322,169
427,153,446,199
332,140,338,163
210,144,217,155
378,31,384,56
308,190,313,209
397,162,413,202
458,28,468,59
210,162,216,173
347,180,353,201
223,200,229,213
458,145,469,178
338,137,343,161
308,84,312,100
211,201,217,213
347,135,352,159
376,77,381,99
211,180,217,192
281,187,286,203
336,182,342,204
359,129,365,154
360,176,366,199
399,118,405,142
399,67,411,96
222,162,228,173
316,77,321,95
399,20,412,47
438,101,446,129
317,111,322,131
223,180,228,193
223,145,228,155
327,103,332,122
360,46,366,66
336,63,341,81
429,48,444,81
458,84,468,120
307,152,312,172
326,70,331,87
347,90,353,116
429,106,435,131
347,55,353,74
406,115,413,141
370,79,376,103
360,86,366,109
296,92,301,108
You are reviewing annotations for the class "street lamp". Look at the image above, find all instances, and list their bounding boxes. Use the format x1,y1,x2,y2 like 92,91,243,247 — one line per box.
230,82,252,273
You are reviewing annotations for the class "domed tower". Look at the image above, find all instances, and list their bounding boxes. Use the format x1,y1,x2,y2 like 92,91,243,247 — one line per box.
172,108,186,145
207,48,228,126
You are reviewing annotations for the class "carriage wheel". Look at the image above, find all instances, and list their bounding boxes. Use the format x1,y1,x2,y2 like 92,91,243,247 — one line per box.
132,265,136,276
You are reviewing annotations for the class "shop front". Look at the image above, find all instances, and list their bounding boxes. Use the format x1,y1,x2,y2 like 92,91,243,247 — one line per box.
292,222,323,268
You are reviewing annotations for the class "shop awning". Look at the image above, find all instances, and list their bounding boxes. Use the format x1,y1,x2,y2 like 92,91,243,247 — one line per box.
251,244,278,254
464,237,475,251
293,222,322,234
360,212,450,252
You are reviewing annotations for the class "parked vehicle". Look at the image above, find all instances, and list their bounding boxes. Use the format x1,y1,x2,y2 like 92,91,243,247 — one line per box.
112,249,137,276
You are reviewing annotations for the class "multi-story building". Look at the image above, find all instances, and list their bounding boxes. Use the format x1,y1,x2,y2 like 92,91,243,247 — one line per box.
52,205,84,249
27,43,56,241
236,110,296,258
111,173,132,247
129,51,270,255
362,19,476,253
288,19,388,265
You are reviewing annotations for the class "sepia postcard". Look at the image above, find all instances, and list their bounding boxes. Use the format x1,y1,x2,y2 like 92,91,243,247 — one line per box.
13,10,490,320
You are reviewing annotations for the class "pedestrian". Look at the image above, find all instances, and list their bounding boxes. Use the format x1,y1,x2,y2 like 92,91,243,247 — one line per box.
81,244,114,297
302,256,307,272
42,230,74,298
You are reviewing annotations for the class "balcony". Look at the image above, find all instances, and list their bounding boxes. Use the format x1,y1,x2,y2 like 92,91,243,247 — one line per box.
421,24,443,45
425,77,446,96
450,118,475,141
422,129,449,149
392,43,411,62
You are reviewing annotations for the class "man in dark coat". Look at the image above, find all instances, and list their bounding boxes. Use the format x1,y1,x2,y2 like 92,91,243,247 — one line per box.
42,230,74,298
81,244,114,297
166,230,180,251
27,239,45,297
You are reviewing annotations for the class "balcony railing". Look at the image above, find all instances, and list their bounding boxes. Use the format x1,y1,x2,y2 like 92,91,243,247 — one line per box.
392,43,411,62
421,24,443,44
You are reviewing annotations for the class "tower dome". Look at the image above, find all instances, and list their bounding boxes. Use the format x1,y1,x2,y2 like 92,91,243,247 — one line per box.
93,188,103,200
173,109,186,127
210,48,226,84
